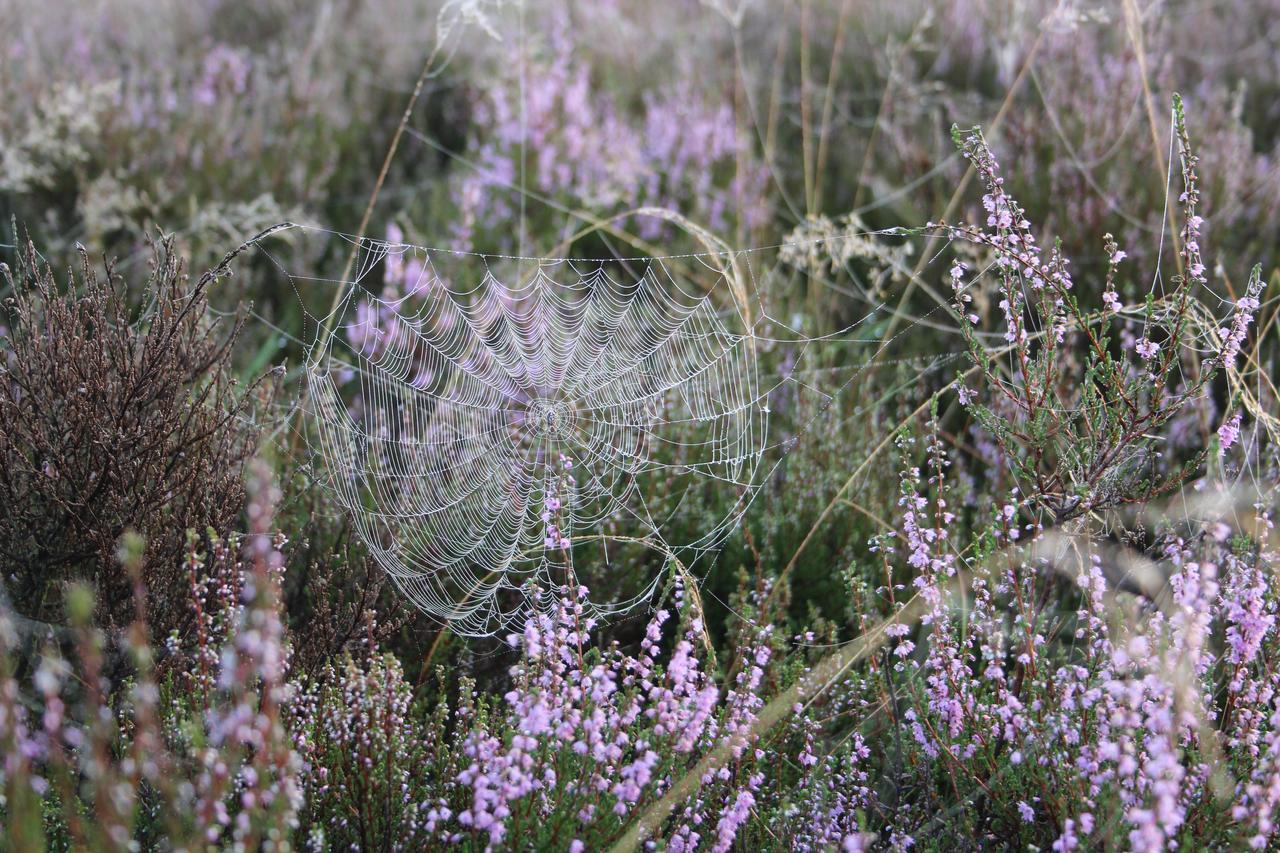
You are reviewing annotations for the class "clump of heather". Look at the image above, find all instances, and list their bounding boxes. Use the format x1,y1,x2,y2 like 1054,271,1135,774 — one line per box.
0,460,302,848
846,0,1280,271
2,446,1278,848
0,235,263,634
291,651,438,849
288,581,852,850
941,96,1263,525
446,16,770,253
864,425,1280,849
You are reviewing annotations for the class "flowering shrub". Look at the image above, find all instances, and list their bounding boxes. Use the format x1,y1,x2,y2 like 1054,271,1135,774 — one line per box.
4,434,1276,849
293,583,786,850
445,3,771,252
860,422,1280,849
941,97,1264,524
0,461,301,848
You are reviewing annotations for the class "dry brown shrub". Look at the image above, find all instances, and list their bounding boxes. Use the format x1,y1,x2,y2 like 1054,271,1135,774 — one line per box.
0,235,264,633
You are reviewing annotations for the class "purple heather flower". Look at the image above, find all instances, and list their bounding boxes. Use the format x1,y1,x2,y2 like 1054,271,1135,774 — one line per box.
1218,412,1242,453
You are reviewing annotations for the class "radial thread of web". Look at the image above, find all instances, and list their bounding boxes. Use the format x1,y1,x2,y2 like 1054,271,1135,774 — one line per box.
302,237,769,636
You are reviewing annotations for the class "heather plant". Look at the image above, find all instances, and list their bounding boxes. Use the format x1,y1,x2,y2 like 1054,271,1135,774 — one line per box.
0,235,264,634
290,580,829,850
5,0,1280,275
0,518,880,849
941,96,1264,524
290,651,437,848
973,9,1280,271
841,418,1280,849
1,0,410,265
273,474,417,675
442,1,770,254
1,436,1277,849
0,460,302,848
724,0,1280,276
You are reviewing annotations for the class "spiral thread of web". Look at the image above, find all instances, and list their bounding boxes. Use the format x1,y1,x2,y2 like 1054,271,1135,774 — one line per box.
303,239,768,635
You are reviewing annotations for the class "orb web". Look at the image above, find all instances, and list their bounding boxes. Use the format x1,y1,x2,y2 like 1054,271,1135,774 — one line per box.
302,235,768,635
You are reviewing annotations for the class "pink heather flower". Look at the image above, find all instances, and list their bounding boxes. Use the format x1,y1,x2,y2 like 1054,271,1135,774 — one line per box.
1053,819,1079,851
712,788,756,852
1220,275,1264,367
1223,555,1274,671
843,835,867,852
1218,412,1242,454
1135,338,1159,360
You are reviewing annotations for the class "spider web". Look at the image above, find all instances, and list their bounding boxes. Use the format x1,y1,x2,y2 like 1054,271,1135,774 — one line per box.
274,227,774,635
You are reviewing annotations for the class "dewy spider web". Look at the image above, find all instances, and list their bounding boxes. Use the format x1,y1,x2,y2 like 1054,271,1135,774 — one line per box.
275,226,773,636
